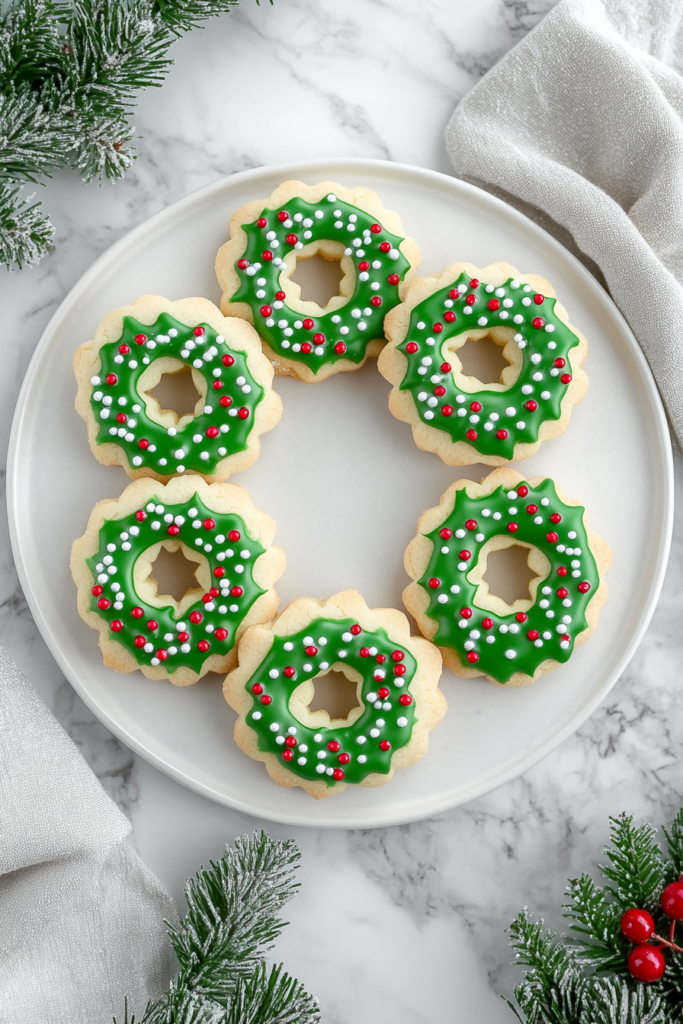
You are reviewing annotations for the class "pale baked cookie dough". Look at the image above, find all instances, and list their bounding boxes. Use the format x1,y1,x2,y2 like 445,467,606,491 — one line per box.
403,468,611,687
71,476,285,686
378,262,588,465
223,589,445,798
215,180,420,383
74,295,282,481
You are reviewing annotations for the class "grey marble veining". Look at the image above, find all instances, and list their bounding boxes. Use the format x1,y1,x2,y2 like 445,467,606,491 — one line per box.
6,1,682,1021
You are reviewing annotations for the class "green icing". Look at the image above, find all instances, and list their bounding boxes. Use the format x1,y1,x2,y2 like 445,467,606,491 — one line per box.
399,273,581,460
87,493,266,675
90,313,264,476
245,619,417,786
418,478,599,684
231,192,411,373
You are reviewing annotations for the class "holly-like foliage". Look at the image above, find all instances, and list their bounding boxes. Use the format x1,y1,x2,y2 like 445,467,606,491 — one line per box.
0,0,252,271
509,811,683,1023
115,832,320,1024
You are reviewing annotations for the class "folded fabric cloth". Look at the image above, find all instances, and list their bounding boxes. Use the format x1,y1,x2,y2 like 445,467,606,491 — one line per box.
445,0,683,447
0,646,175,1023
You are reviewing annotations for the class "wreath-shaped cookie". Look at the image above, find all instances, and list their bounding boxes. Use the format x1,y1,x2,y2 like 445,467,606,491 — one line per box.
71,477,285,686
215,180,420,383
223,590,445,798
378,262,588,464
403,468,611,686
74,296,281,481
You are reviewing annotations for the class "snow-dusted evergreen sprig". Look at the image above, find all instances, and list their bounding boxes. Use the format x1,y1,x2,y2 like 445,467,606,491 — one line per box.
115,833,320,1024
508,811,683,1023
0,0,248,270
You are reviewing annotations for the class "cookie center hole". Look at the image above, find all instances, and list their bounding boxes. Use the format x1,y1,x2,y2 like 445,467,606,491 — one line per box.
148,545,204,603
482,543,538,605
307,670,362,722
455,334,510,385
149,366,202,421
290,253,344,307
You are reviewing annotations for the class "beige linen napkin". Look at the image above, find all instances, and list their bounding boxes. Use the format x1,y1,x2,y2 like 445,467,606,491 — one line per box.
0,646,175,1023
445,0,683,446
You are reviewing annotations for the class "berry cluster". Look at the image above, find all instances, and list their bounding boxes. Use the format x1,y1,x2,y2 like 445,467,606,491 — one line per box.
621,879,683,982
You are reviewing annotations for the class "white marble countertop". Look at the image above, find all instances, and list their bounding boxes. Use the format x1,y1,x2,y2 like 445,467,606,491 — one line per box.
3,1,683,1020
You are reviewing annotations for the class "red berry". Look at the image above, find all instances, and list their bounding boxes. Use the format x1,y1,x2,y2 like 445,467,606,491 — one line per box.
138,438,149,449
116,413,127,423
286,233,298,245
371,296,382,307
262,250,273,261
554,357,566,368
546,532,559,543
105,373,117,385
333,769,345,781
147,619,158,631
110,620,123,632
229,529,241,541
257,217,267,228
496,429,508,440
379,242,391,253
525,400,538,411
206,426,219,438
469,279,479,288
328,740,341,752
517,486,529,497
215,628,229,641
135,333,147,345
391,650,404,661
338,753,350,764
526,504,538,514
91,585,103,597
178,632,189,642
213,567,226,579
459,549,471,560
231,586,243,597
557,566,568,576
371,223,382,234
203,518,215,530
444,311,456,322
167,524,180,536
434,386,446,397
460,607,472,619
578,581,591,593
202,593,213,604
135,510,147,521
466,519,477,530
378,686,390,699
198,640,210,653
440,528,453,539
466,651,479,663
482,618,493,630
433,322,443,333
662,882,683,919
488,298,500,311
301,343,313,354
394,664,406,676
532,317,545,329
284,666,296,678
527,630,539,641
277,210,289,222
193,326,204,337
387,274,400,285
516,612,528,623
237,259,249,269
507,522,519,532
350,625,362,635
334,341,347,354
219,395,232,407
282,749,293,761
97,597,110,610
448,289,459,299
156,649,169,661
190,611,203,624
305,645,318,656
470,401,482,412
359,261,370,271
534,293,545,304
260,304,272,317
260,694,272,705
442,404,453,416
285,736,297,747
406,342,419,354
379,740,391,751
376,654,386,664
303,318,314,330
628,944,665,983
399,694,413,706
441,362,452,372
621,908,656,943
556,587,569,599
134,635,145,648
222,353,235,366
275,291,286,301
238,407,250,419
561,373,572,384
118,343,130,355
313,333,325,344
465,294,476,306
428,578,440,588
360,647,370,658
466,429,478,441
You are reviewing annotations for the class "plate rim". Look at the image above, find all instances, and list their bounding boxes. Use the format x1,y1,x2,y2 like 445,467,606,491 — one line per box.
7,156,674,828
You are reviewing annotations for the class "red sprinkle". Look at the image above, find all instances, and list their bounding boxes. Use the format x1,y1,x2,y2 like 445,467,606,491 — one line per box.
428,578,441,588
466,651,479,663
399,694,413,706
284,666,296,678
406,342,419,354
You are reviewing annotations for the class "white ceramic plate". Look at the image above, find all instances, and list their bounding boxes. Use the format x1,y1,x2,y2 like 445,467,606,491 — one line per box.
7,159,673,828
